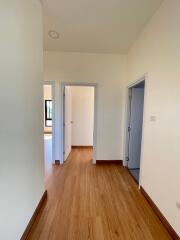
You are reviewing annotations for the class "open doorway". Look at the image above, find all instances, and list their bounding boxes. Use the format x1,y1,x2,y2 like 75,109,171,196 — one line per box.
43,82,55,172
62,84,96,164
125,80,145,184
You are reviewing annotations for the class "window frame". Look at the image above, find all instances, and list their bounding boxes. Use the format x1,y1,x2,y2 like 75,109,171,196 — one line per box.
45,100,53,127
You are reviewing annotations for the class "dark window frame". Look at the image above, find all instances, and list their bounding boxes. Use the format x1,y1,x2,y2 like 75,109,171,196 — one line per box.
45,100,52,127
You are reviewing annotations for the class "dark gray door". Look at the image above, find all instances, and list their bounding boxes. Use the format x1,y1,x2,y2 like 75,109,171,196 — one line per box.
128,88,144,169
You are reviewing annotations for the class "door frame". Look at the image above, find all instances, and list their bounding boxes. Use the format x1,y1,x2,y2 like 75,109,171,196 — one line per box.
61,82,98,165
124,74,148,187
63,86,72,161
44,81,56,164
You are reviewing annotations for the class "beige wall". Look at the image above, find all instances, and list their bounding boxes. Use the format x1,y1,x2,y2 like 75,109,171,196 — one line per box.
44,85,52,133
0,1,44,239
44,52,127,161
71,86,94,146
126,0,180,235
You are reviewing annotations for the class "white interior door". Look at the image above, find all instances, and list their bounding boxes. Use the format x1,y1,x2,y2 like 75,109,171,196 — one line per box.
64,87,72,161
128,88,144,169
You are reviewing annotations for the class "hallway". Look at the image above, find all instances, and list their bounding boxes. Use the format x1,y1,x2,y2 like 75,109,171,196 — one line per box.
27,148,172,240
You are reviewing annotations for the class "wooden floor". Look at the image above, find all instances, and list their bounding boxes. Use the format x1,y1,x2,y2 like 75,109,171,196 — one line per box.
27,148,172,240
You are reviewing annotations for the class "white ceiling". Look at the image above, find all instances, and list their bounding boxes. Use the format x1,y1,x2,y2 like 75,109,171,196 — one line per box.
42,0,163,54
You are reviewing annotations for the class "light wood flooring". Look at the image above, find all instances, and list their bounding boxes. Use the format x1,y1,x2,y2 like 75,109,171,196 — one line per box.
27,147,172,240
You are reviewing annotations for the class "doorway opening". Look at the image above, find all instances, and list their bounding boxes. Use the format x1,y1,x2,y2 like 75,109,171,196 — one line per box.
61,84,97,164
125,80,145,184
43,82,55,172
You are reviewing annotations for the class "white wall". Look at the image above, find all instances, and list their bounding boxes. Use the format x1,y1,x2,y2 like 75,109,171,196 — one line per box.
0,1,45,240
126,0,180,235
44,52,127,161
71,86,94,146
44,85,52,133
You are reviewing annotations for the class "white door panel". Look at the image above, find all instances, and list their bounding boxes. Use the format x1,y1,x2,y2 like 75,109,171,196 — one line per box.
64,87,72,161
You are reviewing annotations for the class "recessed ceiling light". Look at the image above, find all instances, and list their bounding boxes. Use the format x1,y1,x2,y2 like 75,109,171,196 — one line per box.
48,30,60,40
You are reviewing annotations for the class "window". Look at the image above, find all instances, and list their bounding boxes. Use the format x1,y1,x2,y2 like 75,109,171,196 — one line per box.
45,100,52,127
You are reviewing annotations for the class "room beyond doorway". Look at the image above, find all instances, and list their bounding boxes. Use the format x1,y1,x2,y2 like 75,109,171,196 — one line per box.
43,82,55,167
61,83,97,164
125,80,145,184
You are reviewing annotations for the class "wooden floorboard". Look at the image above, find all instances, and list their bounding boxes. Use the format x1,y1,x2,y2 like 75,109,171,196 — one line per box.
27,148,173,240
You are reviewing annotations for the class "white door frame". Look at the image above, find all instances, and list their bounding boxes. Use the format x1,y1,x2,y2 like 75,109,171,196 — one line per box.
63,86,72,161
124,74,148,188
61,82,98,165
44,81,56,164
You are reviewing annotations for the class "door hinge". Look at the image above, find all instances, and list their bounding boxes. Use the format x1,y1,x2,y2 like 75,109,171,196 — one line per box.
126,157,129,162
63,151,65,155
128,126,131,132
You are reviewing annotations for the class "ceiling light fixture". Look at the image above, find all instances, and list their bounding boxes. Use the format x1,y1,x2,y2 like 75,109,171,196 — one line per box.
48,30,60,40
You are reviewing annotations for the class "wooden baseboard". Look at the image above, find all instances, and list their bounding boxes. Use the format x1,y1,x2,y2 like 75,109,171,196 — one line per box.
55,160,60,165
96,160,123,165
20,190,47,240
140,186,179,240
72,146,93,149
